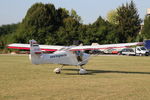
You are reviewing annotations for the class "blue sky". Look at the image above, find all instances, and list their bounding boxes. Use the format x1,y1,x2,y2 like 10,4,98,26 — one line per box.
0,0,149,25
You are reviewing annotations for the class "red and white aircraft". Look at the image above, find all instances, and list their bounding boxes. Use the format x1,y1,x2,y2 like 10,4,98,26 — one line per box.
8,40,143,74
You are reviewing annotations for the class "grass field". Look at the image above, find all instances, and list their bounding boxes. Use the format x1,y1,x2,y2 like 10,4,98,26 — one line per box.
0,54,150,100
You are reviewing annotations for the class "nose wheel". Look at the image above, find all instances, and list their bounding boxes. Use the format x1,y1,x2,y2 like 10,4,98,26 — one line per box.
79,65,88,74
53,68,61,74
79,68,88,74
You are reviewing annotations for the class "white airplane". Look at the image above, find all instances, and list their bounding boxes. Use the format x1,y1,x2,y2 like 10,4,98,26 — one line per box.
8,40,143,74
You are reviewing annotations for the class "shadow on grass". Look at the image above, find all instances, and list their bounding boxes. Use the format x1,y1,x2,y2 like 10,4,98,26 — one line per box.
62,69,92,75
63,68,150,75
87,69,150,75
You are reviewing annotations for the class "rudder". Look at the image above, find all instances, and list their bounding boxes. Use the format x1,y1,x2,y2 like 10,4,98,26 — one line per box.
29,40,42,64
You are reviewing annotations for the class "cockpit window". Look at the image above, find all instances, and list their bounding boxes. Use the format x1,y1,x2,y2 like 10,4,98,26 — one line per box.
75,51,83,62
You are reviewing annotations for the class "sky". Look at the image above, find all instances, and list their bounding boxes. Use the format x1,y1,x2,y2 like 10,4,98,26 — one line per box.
0,0,149,25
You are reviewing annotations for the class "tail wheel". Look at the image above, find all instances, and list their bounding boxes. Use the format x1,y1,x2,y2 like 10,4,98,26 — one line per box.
53,68,61,74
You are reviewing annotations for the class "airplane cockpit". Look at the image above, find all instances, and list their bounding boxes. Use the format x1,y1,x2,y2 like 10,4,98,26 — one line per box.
74,51,83,62
58,47,83,62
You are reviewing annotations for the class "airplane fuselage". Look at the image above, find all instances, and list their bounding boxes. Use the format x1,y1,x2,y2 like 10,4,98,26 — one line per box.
29,51,90,66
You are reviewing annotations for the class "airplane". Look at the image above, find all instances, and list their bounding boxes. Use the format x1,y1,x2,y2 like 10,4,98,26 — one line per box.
8,40,143,74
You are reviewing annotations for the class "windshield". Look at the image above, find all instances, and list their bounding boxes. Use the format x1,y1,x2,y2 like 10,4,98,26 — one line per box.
140,47,146,50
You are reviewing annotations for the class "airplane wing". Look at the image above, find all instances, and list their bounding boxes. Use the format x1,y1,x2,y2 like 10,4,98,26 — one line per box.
70,42,144,51
8,41,143,51
8,43,64,51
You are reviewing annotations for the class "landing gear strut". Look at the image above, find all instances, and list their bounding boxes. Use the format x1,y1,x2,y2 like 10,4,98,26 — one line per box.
53,65,88,75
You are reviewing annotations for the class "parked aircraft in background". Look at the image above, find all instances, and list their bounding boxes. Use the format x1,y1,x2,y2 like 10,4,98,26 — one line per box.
8,40,143,74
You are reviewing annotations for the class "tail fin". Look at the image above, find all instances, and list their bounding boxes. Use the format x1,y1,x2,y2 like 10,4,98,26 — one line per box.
29,40,42,64
29,40,42,54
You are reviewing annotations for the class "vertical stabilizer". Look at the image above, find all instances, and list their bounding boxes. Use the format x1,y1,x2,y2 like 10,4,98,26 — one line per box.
29,40,42,64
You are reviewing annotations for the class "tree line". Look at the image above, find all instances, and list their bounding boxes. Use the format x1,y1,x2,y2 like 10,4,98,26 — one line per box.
0,1,150,52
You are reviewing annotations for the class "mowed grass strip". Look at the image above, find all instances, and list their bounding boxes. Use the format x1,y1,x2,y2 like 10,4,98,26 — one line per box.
0,54,150,100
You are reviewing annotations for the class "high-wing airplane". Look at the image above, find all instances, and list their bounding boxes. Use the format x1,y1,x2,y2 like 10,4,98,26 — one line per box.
8,40,143,74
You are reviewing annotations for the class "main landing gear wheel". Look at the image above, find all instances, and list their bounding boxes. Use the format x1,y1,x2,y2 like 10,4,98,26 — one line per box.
79,68,88,75
53,68,61,74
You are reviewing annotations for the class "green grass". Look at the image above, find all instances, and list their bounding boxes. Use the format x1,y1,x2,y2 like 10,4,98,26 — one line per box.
0,54,150,100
